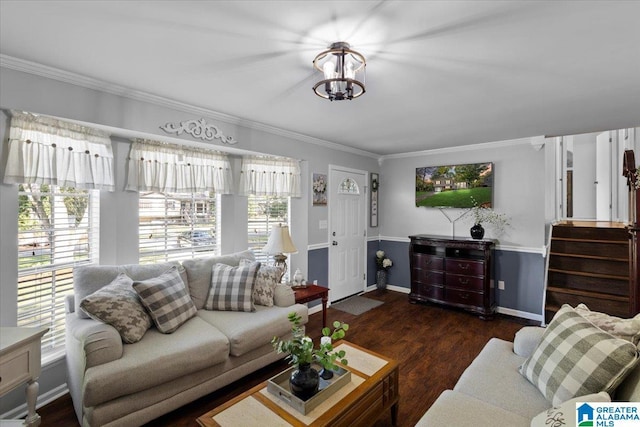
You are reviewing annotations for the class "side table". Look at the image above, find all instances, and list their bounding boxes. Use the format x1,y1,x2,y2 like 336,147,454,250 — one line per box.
0,326,49,427
293,284,329,328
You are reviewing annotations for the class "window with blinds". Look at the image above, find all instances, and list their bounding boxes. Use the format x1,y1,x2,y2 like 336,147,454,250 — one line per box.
17,184,99,359
248,195,290,266
139,191,219,264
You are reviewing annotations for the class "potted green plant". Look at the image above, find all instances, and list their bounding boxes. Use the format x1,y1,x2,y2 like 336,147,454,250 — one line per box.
271,312,348,400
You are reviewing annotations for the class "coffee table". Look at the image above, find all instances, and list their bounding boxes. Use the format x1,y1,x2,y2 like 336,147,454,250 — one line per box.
196,341,399,427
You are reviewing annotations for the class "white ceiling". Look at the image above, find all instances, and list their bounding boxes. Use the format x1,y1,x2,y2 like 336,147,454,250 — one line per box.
1,1,639,156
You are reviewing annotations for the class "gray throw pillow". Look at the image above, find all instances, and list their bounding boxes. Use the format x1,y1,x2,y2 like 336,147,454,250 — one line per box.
133,266,197,333
80,273,152,343
205,262,260,312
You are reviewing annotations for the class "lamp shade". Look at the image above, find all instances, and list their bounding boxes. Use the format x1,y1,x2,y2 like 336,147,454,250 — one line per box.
263,224,298,255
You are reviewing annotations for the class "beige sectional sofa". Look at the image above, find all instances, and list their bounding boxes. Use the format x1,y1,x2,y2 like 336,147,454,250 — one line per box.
65,250,308,427
418,305,640,426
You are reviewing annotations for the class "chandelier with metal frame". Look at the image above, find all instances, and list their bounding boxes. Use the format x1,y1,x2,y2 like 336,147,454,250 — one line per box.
312,42,366,101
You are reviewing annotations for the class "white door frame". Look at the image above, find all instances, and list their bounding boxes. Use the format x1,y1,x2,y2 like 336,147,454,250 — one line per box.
327,164,368,302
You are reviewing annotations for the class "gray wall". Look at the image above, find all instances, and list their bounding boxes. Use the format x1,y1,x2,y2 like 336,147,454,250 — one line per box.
379,139,546,248
375,138,548,320
0,64,636,417
0,67,379,416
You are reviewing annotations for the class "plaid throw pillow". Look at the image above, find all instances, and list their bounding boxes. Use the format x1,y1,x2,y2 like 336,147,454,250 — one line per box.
80,273,152,343
520,304,639,405
133,266,197,333
205,262,260,312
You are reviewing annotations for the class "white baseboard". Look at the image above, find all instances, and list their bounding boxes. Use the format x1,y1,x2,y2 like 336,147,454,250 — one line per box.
496,306,543,322
1,384,69,420
364,285,542,322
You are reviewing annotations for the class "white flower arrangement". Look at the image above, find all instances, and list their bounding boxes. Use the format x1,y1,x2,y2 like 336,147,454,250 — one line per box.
468,196,510,236
313,175,326,194
375,250,393,271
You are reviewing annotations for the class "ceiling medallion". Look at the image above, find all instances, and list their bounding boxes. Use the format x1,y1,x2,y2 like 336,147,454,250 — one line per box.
312,42,366,101
160,118,237,144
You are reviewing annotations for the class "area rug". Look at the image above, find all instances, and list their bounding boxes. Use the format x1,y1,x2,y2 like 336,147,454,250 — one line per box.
331,296,383,316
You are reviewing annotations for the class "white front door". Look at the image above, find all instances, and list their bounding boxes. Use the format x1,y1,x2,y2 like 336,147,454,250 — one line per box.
328,167,367,302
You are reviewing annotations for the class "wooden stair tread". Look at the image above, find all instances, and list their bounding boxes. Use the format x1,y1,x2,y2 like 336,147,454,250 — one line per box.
548,252,628,262
546,286,629,302
548,268,628,281
551,237,628,245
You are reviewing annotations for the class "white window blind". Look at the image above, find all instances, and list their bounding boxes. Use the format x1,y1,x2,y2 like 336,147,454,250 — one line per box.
248,195,290,272
17,184,99,360
139,191,220,264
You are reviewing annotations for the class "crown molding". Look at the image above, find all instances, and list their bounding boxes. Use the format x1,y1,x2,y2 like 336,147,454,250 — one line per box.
0,54,379,159
380,136,533,160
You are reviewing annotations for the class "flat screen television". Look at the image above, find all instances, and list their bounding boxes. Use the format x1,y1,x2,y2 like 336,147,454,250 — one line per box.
415,162,493,208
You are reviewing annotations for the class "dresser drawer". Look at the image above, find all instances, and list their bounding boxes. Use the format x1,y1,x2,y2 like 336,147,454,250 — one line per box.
446,273,484,290
445,289,484,307
0,348,30,395
445,259,484,276
414,270,444,286
415,284,444,301
414,254,444,271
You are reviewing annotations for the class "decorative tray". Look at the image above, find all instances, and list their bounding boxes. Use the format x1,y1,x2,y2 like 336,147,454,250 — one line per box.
266,364,351,415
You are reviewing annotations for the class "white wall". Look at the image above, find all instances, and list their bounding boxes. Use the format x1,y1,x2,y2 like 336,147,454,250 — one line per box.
379,139,546,250
571,133,597,219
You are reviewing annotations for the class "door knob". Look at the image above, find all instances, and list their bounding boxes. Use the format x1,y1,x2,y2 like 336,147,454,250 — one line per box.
332,241,338,246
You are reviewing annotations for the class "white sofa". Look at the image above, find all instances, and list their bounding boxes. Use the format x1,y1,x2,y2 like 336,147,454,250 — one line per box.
418,322,640,426
65,250,308,427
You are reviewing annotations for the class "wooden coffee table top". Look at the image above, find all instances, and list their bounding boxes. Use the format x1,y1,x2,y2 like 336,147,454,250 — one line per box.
197,341,399,427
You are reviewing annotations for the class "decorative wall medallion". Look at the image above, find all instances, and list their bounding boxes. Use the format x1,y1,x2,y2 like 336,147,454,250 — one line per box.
160,118,237,145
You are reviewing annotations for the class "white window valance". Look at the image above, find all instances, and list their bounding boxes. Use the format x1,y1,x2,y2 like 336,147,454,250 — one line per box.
3,111,115,190
239,156,301,197
126,139,233,194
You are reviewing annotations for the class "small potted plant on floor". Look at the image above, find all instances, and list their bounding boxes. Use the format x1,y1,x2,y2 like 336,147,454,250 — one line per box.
271,312,348,400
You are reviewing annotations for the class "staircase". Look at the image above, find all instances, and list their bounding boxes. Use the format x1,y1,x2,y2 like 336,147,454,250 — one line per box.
545,222,631,323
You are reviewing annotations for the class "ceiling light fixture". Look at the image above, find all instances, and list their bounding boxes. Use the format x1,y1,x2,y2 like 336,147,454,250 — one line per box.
312,42,366,101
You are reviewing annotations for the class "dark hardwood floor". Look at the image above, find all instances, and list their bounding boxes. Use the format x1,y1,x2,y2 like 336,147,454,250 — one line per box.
36,290,536,427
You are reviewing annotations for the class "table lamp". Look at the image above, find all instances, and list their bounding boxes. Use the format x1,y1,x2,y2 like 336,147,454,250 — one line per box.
263,224,298,280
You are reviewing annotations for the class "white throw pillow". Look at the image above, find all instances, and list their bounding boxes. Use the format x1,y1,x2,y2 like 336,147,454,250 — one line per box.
575,303,640,345
240,259,282,307
530,392,610,427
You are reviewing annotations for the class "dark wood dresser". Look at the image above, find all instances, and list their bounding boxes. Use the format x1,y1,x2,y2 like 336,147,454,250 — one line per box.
409,235,495,319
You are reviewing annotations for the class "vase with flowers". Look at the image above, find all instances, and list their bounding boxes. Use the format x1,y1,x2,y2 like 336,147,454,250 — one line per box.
271,312,348,400
468,196,509,239
375,250,393,290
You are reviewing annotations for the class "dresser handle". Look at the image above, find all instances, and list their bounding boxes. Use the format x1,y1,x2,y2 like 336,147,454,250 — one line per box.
459,278,469,285
458,263,469,270
460,293,469,299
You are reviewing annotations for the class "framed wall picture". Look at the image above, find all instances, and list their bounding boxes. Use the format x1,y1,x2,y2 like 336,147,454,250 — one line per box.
370,173,379,227
312,173,327,206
